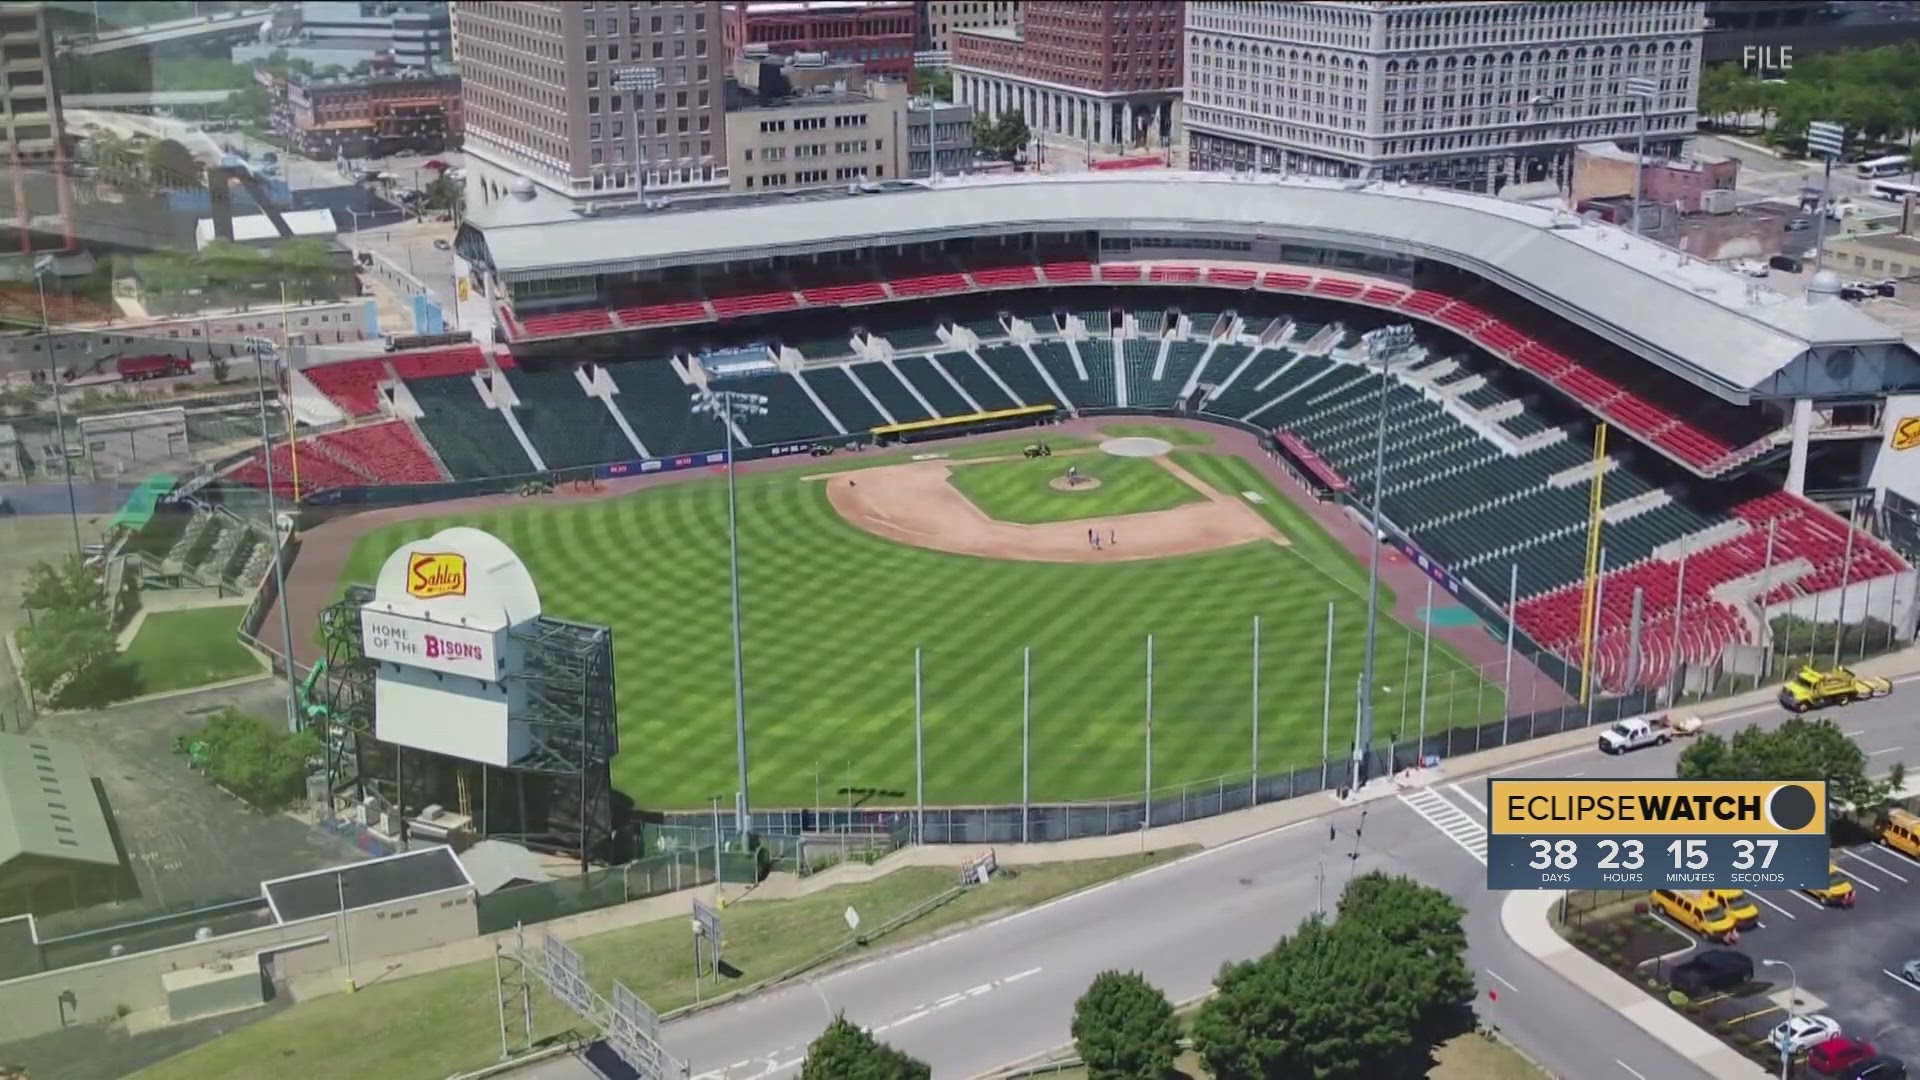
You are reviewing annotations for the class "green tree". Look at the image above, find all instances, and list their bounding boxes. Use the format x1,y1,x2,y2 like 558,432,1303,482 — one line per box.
21,605,139,709
144,138,203,187
973,109,1032,163
188,708,323,809
23,556,105,613
799,1015,930,1080
914,67,954,100
1678,716,1904,814
423,175,464,213
1071,970,1181,1080
1335,872,1474,1036
1192,875,1472,1080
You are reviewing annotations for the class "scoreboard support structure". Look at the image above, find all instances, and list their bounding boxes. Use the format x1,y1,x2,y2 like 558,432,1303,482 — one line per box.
1487,779,1829,892
317,587,620,869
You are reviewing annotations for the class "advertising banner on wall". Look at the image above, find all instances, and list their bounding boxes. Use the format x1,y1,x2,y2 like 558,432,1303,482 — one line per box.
361,608,507,681
1870,394,1920,507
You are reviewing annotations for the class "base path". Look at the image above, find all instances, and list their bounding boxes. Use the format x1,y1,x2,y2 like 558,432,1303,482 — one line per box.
821,455,1283,563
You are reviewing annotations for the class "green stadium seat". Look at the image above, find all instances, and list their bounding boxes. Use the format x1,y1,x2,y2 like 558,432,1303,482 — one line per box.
408,374,539,479
850,360,933,422
787,337,856,362
1078,338,1119,408
893,355,974,415
505,369,640,470
976,344,1063,408
802,366,889,431
608,361,723,458
936,351,1019,411
882,326,945,352
1079,309,1111,333
699,371,839,444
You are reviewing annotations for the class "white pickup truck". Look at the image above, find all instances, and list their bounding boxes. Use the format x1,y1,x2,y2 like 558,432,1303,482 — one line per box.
1597,717,1673,755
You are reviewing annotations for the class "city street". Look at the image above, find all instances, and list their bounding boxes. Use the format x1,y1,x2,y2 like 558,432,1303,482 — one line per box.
517,681,1917,1080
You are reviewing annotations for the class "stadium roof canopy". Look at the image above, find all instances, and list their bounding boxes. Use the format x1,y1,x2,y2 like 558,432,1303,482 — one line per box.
467,171,1904,393
0,732,119,871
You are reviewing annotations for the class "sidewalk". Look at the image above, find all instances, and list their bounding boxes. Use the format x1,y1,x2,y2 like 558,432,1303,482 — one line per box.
1502,891,1771,1079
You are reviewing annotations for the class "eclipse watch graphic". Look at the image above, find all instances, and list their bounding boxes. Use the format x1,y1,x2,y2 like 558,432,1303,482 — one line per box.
1766,783,1820,832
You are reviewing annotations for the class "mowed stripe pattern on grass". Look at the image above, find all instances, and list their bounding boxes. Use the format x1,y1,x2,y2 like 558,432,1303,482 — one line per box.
943,453,1207,524
336,454,1500,810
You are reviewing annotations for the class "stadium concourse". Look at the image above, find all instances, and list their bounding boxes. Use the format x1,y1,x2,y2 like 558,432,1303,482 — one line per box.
222,172,1920,698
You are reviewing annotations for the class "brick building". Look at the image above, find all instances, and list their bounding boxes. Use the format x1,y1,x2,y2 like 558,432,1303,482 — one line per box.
951,1,1182,154
275,67,463,159
722,1,916,81
454,0,729,203
1570,142,1738,216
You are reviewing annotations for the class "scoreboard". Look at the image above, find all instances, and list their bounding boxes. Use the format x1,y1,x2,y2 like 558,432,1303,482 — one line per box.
1487,779,1829,891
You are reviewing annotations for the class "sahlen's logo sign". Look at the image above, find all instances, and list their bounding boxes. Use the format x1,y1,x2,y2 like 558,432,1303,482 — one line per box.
407,552,468,599
1894,416,1920,452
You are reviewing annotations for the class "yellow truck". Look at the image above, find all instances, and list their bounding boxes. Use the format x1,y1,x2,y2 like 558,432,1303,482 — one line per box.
1778,664,1893,713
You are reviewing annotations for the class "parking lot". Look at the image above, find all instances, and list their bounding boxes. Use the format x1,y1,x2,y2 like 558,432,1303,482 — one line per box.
1645,840,1920,1070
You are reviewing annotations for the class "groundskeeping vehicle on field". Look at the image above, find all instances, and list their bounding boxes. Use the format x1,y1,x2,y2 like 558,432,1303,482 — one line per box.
1778,664,1893,713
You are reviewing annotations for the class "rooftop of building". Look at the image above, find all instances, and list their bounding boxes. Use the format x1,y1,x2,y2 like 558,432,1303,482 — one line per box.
464,169,1906,390
733,88,881,111
0,732,119,871
733,0,913,12
1833,231,1920,258
1577,141,1735,169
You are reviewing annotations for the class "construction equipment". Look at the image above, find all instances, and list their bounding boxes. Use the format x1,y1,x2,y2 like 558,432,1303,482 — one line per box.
1778,664,1893,713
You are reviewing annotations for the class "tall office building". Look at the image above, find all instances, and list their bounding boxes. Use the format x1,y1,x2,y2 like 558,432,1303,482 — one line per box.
925,0,1019,53
952,1,1183,153
1183,0,1706,193
0,1,63,165
0,1,72,256
454,0,727,202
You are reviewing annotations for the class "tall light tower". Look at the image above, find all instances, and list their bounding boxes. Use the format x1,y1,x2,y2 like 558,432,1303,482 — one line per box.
692,387,769,842
1625,77,1659,236
1806,120,1847,273
243,336,303,732
1352,323,1416,791
31,255,82,559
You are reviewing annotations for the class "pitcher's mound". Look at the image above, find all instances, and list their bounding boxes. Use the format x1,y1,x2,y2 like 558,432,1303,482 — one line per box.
1101,437,1174,458
1050,476,1103,493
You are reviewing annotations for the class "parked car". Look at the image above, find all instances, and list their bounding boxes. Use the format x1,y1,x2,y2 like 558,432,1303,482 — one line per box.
1788,217,1814,231
1849,1057,1908,1080
1812,1037,1879,1076
1771,254,1805,273
1668,949,1753,996
1842,286,1872,302
1900,958,1920,985
1770,1015,1844,1056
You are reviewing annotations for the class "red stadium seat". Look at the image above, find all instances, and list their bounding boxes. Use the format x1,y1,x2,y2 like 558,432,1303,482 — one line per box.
304,358,392,417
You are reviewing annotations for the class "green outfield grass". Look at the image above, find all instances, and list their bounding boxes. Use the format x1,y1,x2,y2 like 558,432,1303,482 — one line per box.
943,453,1206,524
1096,422,1214,447
334,446,1502,810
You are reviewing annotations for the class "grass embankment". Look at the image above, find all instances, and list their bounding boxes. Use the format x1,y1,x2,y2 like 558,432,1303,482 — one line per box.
134,850,1190,1080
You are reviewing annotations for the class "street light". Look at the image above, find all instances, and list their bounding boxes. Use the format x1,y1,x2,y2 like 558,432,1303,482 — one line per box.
691,387,769,841
30,255,83,560
243,336,303,733
1625,77,1659,236
612,66,661,201
1761,958,1797,1080
1806,120,1848,273
1352,324,1416,791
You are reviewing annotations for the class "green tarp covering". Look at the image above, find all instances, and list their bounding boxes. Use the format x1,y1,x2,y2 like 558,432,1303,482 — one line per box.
108,473,177,532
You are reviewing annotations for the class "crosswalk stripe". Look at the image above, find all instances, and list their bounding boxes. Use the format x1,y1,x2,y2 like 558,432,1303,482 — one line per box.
1398,787,1489,864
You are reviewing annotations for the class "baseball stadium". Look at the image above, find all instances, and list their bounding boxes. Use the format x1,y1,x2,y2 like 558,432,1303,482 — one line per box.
193,170,1920,860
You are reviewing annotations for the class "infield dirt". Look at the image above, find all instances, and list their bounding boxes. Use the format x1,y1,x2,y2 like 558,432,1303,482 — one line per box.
819,453,1286,563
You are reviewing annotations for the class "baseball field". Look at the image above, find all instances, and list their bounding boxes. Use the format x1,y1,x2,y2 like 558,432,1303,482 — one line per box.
332,429,1502,810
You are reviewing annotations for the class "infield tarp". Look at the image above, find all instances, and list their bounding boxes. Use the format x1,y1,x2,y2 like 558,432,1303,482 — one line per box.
108,473,178,532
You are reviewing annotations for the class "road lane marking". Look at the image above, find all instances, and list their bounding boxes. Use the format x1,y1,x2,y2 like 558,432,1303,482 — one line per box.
1869,746,1903,756
1877,843,1920,869
1006,967,1041,984
871,967,1046,1037
1617,1061,1649,1080
1835,865,1882,892
1847,729,1867,737
1486,968,1519,992
1883,969,1920,993
1566,771,1586,777
1751,892,1799,919
1841,848,1909,883
1447,782,1487,813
